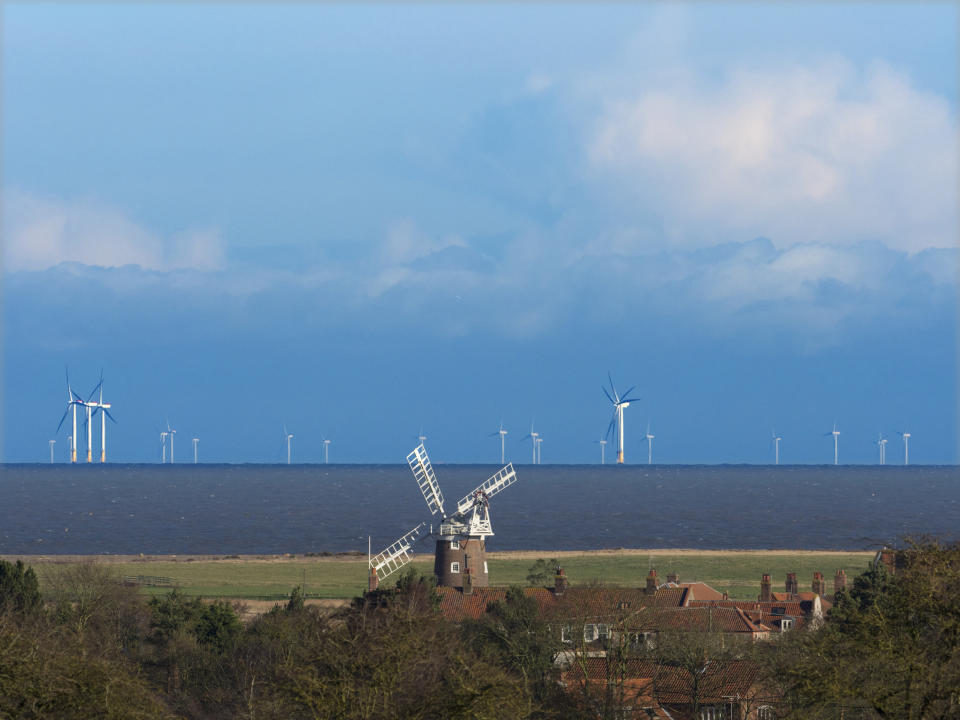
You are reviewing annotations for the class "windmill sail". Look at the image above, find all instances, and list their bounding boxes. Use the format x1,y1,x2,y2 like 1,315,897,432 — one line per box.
407,443,445,516
370,523,426,579
455,463,517,516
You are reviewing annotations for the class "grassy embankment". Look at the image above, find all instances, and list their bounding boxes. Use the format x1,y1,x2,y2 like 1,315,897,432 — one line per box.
14,549,874,602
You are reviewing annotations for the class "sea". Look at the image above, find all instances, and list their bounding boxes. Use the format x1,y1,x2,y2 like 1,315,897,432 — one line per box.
0,464,957,555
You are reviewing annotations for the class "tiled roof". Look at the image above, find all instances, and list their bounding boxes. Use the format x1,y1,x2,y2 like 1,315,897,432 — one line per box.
564,659,765,704
679,582,727,602
627,606,767,635
436,585,689,622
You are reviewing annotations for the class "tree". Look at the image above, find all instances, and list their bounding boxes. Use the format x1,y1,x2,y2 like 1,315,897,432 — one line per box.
0,559,41,615
526,558,559,587
772,538,960,719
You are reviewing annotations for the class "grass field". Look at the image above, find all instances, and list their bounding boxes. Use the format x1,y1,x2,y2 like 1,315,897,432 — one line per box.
11,549,875,602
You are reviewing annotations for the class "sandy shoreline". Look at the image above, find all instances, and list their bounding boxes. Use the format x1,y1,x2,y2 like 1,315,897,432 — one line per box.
2,548,874,564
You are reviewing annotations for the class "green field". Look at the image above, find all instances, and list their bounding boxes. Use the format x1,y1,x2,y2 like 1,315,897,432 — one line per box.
17,550,874,601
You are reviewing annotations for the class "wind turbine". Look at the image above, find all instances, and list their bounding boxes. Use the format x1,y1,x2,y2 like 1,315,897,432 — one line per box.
167,420,177,463
772,429,782,465
89,374,116,462
321,435,331,464
603,373,640,464
899,431,911,465
283,425,293,464
49,440,56,464
193,437,199,463
489,421,508,464
160,430,168,463
824,422,840,465
521,423,539,464
55,368,83,463
595,437,607,464
645,421,655,465
876,433,887,465
535,435,543,465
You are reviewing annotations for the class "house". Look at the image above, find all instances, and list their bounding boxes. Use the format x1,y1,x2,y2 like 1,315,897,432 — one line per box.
563,657,780,720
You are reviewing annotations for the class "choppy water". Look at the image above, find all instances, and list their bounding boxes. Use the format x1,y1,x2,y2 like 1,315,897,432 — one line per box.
0,464,956,555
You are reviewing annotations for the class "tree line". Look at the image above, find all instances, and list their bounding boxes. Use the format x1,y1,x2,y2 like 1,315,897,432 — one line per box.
0,538,956,719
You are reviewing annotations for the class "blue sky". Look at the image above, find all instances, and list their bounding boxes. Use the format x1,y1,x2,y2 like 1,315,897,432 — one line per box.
2,2,957,464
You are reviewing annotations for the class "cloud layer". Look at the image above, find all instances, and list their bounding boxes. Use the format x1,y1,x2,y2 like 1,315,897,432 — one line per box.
589,59,958,253
3,190,224,272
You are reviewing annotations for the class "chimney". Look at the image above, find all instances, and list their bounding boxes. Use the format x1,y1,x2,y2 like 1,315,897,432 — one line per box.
812,572,824,597
554,566,568,595
667,572,679,584
368,566,379,592
760,573,772,602
463,567,473,595
878,547,897,575
786,572,798,595
834,569,847,597
646,568,658,594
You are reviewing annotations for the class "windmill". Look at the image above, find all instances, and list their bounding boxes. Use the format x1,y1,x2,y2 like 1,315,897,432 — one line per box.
594,437,607,464
283,425,293,464
521,423,539,464
772,429,782,465
55,368,83,463
489,421,508,464
416,428,427,446
193,438,200,463
824,422,840,465
603,373,640,464
645,421,655,465
368,443,518,591
89,373,116,462
899,431,911,465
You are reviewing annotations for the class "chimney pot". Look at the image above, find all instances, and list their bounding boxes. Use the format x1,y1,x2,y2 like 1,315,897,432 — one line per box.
760,573,772,603
646,568,658,594
554,567,568,595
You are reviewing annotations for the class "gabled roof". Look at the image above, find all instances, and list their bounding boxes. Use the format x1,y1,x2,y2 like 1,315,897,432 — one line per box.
628,606,767,635
564,658,765,704
436,585,689,622
679,582,727,602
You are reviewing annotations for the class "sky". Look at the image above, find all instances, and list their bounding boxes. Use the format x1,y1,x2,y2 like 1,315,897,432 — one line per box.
2,2,958,465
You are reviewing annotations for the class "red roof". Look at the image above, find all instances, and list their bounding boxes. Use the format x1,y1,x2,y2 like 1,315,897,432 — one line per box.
436,585,689,622
564,658,766,704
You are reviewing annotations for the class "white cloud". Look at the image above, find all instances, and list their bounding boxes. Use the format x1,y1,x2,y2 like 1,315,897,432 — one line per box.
589,59,959,253
2,190,225,272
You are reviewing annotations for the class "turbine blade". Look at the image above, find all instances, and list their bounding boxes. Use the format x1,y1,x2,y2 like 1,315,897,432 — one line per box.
56,408,70,433
602,386,614,404
86,379,102,403
607,372,620,403
105,410,117,423
605,413,616,441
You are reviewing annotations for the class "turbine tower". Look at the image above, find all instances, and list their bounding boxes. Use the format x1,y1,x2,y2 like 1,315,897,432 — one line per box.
772,429,782,465
824,422,840,465
160,430,168,463
193,437,199,463
89,374,116,462
876,433,887,465
521,423,539,464
283,425,293,464
603,373,640,464
899,431,911,465
322,435,331,464
645,421,655,465
489,421,508,464
49,440,56,464
167,420,177,463
535,436,543,465
595,437,607,464
55,369,83,463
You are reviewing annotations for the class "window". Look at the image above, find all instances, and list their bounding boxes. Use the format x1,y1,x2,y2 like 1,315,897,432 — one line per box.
450,562,460,573
699,707,726,720
449,539,459,549
561,626,573,644
597,624,610,640
484,561,488,573
583,624,597,642
758,706,775,720
781,618,794,631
